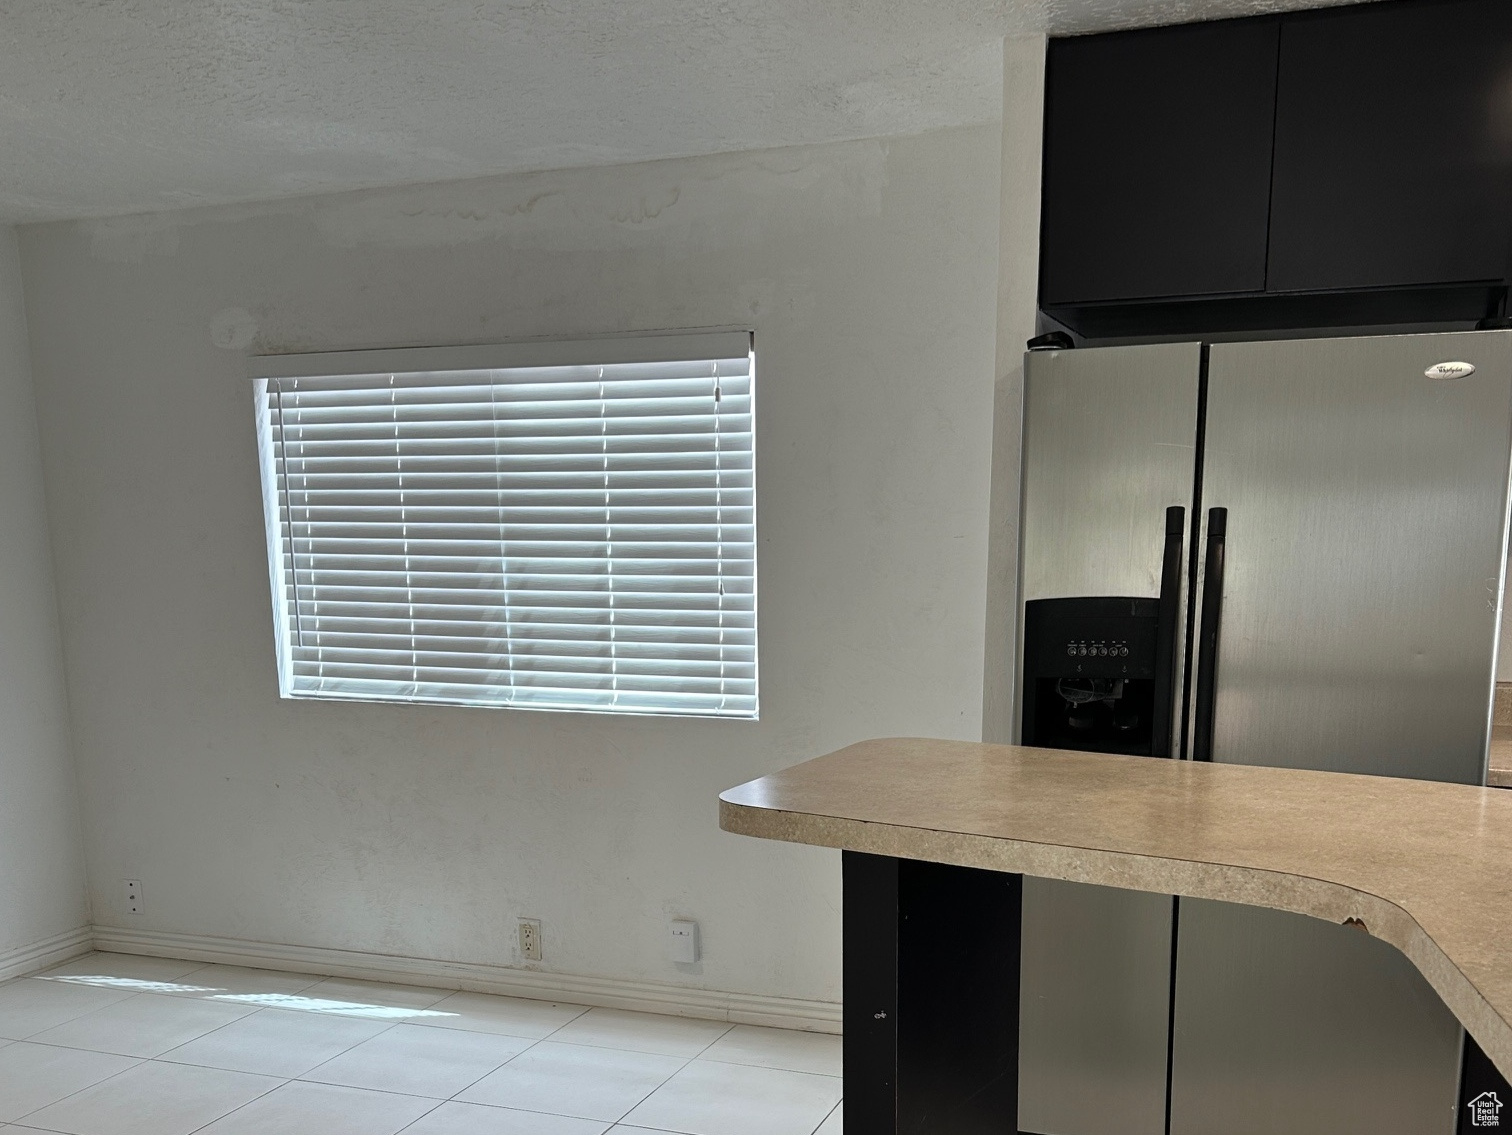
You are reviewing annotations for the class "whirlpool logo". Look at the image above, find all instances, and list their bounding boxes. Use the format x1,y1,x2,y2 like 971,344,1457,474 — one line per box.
1424,360,1476,381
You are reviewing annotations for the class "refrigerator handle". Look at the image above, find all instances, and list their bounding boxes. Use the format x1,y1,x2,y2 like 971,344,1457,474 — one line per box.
1192,507,1228,762
1151,505,1185,758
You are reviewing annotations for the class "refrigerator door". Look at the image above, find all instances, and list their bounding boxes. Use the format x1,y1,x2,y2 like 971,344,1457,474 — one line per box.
1170,900,1465,1135
1019,341,1202,612
1017,342,1201,1135
1190,330,1512,780
1171,330,1512,1135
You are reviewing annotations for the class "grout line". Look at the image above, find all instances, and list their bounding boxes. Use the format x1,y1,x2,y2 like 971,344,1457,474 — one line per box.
7,1055,147,1128
288,1075,477,1103
151,1005,406,1074
290,1021,550,1100
386,1098,450,1135
597,1024,736,1127
175,1065,312,1135
812,1096,843,1133
0,989,143,1046
2,1038,154,1060
527,1030,738,1062
427,1033,550,1103
690,1055,839,1078
5,990,151,1047
392,1097,646,1132
443,1008,731,1127
387,1097,451,1135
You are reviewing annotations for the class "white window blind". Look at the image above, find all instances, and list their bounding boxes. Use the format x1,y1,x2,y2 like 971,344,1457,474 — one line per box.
253,333,756,719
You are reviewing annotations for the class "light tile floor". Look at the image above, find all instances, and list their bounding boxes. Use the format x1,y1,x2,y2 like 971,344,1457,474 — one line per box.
0,953,842,1135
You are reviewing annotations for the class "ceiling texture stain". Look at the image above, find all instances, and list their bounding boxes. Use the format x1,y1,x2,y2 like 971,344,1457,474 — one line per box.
0,0,1364,223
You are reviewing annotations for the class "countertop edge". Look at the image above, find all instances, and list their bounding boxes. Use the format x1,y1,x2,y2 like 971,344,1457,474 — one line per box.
718,795,1511,1080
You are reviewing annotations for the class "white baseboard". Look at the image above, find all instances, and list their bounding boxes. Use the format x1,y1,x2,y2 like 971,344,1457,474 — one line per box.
90,926,841,1034
0,926,93,982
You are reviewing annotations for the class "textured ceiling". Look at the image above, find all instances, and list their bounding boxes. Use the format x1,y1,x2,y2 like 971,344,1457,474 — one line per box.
0,0,1360,222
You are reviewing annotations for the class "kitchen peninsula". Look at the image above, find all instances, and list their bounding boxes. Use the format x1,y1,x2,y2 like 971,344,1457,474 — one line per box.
721,738,1512,1132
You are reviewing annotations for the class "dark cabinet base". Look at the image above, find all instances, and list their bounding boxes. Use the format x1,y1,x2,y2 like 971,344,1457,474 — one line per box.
843,851,1022,1133
843,851,1497,1132
1044,282,1508,342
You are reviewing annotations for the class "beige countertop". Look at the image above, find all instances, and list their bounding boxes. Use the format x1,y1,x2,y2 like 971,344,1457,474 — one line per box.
1493,684,1512,787
720,739,1512,1081
1491,727,1512,788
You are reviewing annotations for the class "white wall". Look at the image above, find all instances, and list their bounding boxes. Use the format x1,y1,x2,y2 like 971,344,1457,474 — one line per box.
984,36,1045,742
20,125,1005,1006
0,224,88,965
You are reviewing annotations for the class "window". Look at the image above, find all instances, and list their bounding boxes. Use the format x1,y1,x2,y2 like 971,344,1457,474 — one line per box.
252,332,756,719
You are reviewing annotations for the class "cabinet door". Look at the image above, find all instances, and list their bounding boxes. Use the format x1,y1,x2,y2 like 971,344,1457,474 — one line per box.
1267,0,1512,293
1039,17,1279,306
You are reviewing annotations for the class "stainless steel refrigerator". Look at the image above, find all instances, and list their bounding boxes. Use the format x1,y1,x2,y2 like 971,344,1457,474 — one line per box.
1013,330,1512,1135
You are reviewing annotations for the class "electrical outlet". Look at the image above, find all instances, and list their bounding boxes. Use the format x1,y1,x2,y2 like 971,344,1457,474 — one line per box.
669,919,699,963
518,918,542,961
123,879,143,916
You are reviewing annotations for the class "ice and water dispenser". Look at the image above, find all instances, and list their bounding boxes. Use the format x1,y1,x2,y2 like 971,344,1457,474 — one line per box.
1019,507,1184,759
1020,597,1161,756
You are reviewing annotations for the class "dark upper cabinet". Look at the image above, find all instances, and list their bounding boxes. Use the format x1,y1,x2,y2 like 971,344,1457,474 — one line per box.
1039,0,1512,336
1040,18,1280,306
1266,0,1512,293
